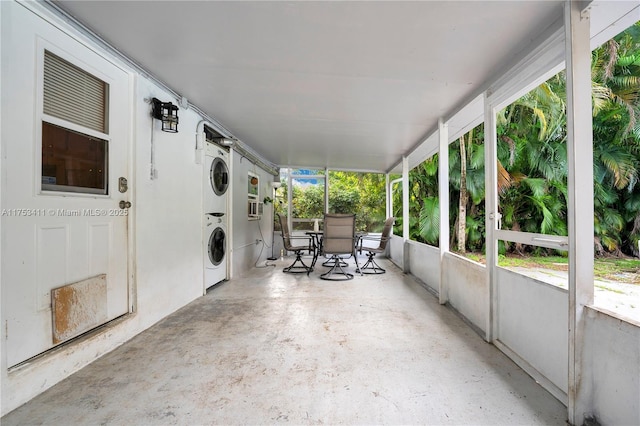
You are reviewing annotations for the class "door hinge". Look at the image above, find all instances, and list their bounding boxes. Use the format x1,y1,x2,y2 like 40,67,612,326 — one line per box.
5,320,8,340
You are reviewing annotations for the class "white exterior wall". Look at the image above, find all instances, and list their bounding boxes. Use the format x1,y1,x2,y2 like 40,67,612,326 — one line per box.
1,2,206,414
496,267,568,404
581,308,640,425
229,154,274,277
133,79,204,324
388,234,404,270
2,76,208,416
406,241,439,295
443,253,486,334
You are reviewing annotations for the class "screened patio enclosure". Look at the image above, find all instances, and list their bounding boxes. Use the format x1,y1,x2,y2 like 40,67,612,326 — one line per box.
1,1,639,424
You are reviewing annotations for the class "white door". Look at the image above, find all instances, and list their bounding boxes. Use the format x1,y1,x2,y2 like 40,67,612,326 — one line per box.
1,4,131,367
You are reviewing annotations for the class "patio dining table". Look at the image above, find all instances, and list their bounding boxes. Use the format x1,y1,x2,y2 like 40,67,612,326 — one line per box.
305,231,323,270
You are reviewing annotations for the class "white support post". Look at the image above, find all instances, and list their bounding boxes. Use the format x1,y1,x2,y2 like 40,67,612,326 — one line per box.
402,156,410,241
484,93,498,343
324,167,329,214
385,173,391,219
227,148,235,282
438,119,449,305
287,172,293,234
402,156,410,272
565,1,594,424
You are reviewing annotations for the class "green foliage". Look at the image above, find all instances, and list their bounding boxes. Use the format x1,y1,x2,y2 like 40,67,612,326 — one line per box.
591,22,640,256
406,156,440,245
293,184,324,219
281,171,387,233
395,22,640,258
329,171,386,232
418,197,440,245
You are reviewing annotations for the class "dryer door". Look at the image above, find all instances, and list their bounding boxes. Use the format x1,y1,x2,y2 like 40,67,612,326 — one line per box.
210,157,229,196
208,227,226,266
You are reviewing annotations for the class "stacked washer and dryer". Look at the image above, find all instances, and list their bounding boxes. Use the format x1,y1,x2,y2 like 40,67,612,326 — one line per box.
203,135,230,289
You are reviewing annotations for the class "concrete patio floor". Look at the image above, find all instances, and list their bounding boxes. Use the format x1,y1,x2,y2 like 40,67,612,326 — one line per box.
2,256,567,425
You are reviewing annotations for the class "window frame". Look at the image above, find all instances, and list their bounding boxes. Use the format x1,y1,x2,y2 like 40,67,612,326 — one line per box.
38,46,112,197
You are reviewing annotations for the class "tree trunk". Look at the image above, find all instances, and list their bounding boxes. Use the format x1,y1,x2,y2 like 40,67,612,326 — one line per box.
457,135,468,253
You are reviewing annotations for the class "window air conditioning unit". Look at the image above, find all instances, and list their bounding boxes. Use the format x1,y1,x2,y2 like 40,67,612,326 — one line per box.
248,200,263,219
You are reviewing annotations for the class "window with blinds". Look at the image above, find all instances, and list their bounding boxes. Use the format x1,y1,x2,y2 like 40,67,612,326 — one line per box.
41,50,109,194
43,50,109,134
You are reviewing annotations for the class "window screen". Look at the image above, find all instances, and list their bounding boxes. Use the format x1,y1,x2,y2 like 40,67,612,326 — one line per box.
43,50,108,134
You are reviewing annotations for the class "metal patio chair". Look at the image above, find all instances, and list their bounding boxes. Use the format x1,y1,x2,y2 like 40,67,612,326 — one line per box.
320,213,361,280
278,214,313,275
357,216,394,274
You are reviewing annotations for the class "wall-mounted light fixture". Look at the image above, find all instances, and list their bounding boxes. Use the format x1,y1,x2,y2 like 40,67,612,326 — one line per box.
151,97,179,133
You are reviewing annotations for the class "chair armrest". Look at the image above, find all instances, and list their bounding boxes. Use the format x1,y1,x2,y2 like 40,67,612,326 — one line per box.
287,235,313,252
288,235,312,241
358,234,390,253
360,235,390,242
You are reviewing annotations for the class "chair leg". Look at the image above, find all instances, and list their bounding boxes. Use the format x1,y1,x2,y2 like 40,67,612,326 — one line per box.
358,252,386,274
283,251,312,274
353,251,363,276
320,255,353,280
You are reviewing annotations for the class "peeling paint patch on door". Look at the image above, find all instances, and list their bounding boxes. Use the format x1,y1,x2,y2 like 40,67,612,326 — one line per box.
52,274,108,344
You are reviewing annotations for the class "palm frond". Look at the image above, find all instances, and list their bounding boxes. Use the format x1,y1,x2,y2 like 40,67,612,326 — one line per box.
497,161,512,194
596,145,637,189
592,83,613,116
419,197,440,244
522,178,547,197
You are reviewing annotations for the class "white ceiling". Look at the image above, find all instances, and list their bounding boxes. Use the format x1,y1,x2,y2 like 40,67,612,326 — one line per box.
55,1,569,172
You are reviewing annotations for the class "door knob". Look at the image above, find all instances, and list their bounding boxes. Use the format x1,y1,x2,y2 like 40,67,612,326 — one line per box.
119,200,132,209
